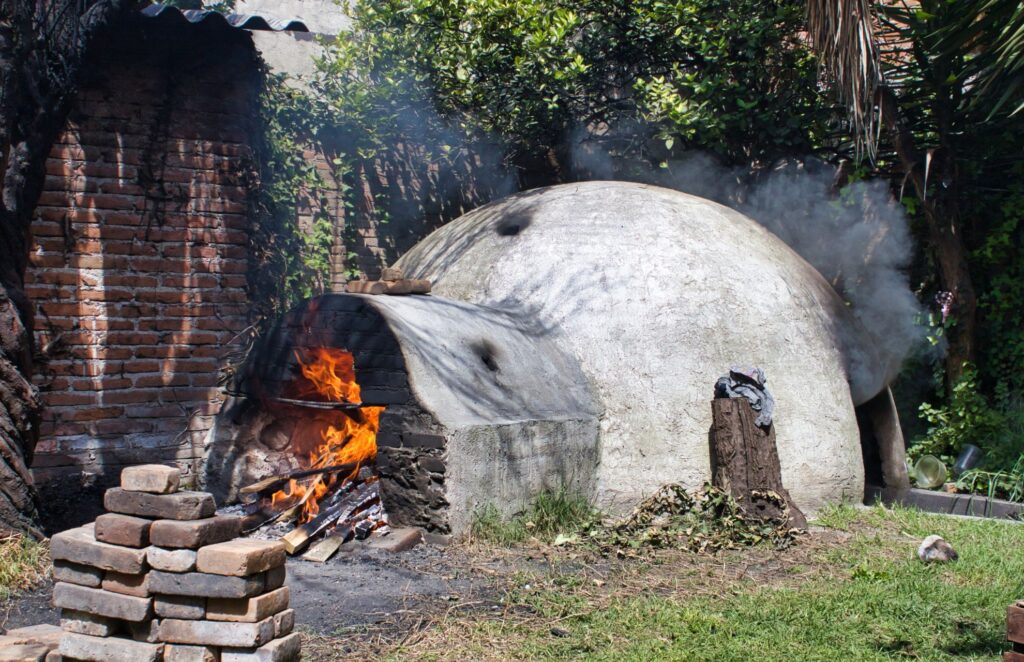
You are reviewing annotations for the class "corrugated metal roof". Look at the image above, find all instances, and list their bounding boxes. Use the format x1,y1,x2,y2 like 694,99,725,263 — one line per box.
140,4,309,33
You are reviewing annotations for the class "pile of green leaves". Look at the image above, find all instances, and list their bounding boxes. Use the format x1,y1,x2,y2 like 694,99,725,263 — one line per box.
582,483,801,555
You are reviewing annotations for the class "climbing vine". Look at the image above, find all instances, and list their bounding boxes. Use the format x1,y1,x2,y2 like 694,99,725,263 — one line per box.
247,72,348,313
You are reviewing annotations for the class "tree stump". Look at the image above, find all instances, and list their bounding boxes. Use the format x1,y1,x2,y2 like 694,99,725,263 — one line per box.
709,398,807,529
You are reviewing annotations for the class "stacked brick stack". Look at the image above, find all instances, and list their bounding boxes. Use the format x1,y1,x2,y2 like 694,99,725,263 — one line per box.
50,465,300,661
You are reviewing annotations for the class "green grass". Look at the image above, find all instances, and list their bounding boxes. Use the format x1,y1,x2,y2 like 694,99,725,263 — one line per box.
470,490,597,546
409,505,1024,661
0,534,50,600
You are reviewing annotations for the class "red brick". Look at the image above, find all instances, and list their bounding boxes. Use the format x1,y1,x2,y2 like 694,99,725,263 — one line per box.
78,288,137,302
77,318,134,331
106,333,163,346
164,332,220,345
125,405,186,418
160,387,218,402
135,374,191,388
91,419,153,435
115,360,161,374
29,253,68,268
32,221,66,237
161,275,220,289
69,254,129,269
196,318,242,332
103,212,148,226
91,348,134,361
96,389,163,405
76,225,142,241
72,377,132,391
45,392,97,407
56,406,124,422
163,245,225,259
189,373,219,388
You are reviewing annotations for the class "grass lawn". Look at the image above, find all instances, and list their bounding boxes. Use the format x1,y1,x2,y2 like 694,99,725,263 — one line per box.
358,505,1024,661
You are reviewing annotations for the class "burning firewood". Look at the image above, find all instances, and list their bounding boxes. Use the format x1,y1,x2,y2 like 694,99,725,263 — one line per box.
235,346,391,557
280,481,380,554
238,459,361,497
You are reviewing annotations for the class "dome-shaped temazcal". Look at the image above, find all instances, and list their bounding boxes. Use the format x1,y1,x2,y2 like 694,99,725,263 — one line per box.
394,181,887,515
219,181,897,536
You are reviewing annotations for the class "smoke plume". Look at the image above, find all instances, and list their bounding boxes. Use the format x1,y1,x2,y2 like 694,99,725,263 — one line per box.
627,152,927,401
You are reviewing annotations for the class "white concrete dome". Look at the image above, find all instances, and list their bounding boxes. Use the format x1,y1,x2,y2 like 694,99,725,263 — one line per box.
395,181,878,513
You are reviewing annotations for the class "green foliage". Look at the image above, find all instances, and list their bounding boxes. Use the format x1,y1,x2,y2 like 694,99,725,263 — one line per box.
470,489,597,546
249,73,344,310
316,0,829,180
910,365,1006,465
975,171,1024,399
878,3,1024,389
956,454,1024,503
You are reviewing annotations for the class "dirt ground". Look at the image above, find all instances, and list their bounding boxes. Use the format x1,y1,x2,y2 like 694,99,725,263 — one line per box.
0,526,857,659
0,538,487,630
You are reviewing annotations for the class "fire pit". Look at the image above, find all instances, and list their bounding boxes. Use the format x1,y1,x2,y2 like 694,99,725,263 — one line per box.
205,293,601,553
222,346,387,556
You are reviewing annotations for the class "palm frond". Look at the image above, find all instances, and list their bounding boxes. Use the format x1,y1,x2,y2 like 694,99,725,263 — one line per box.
935,0,1024,119
806,0,883,159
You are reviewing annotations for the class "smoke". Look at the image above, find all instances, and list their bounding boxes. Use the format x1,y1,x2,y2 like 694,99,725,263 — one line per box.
575,145,927,402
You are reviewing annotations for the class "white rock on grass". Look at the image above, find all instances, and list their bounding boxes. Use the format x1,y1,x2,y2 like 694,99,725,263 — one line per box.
917,534,958,562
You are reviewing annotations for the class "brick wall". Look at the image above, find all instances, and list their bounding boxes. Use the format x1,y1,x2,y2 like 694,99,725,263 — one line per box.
26,20,260,503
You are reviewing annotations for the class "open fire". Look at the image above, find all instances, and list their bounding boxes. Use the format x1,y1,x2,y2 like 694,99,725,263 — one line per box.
234,347,389,560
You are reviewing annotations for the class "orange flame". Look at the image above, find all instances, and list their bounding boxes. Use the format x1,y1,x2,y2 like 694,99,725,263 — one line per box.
270,348,382,523
296,347,362,403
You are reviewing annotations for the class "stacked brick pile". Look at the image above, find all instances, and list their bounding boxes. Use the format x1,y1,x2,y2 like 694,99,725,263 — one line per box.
50,465,300,661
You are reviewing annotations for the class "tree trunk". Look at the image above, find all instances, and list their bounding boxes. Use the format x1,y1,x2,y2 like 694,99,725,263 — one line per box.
708,397,807,529
0,0,133,535
878,86,976,389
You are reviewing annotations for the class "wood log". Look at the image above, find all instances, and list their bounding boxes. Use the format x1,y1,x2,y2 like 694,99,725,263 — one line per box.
239,459,360,496
380,267,404,282
346,280,387,295
709,397,806,529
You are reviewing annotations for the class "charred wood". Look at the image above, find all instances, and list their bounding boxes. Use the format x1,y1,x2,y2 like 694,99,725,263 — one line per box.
280,481,379,555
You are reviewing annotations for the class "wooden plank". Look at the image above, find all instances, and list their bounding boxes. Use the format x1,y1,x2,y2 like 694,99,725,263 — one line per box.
346,280,387,294
1008,605,1024,645
346,279,431,296
301,531,349,563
